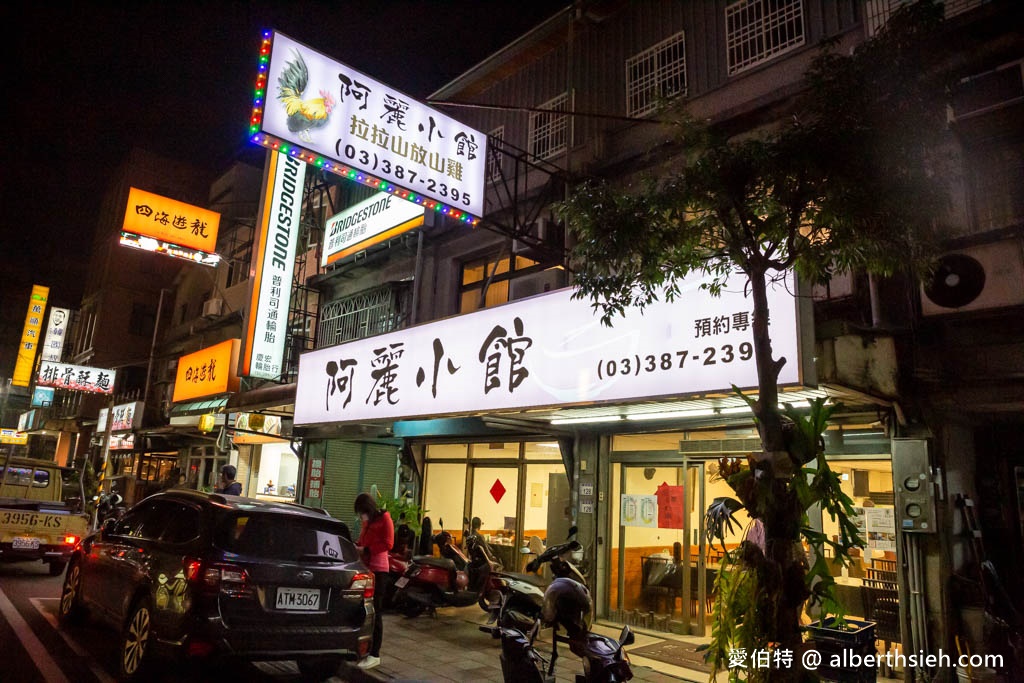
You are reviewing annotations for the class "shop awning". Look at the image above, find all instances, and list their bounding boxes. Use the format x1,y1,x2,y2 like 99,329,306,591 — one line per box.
169,396,229,417
226,383,296,414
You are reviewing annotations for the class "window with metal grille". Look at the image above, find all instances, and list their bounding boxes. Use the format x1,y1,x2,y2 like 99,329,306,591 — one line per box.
487,127,504,183
626,31,687,118
725,0,804,75
317,282,412,347
864,0,987,37
529,93,570,160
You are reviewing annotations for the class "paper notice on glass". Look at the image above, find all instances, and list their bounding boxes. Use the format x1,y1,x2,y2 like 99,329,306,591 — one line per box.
620,494,658,528
865,506,897,552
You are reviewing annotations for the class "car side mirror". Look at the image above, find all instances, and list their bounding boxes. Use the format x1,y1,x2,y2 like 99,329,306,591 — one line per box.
102,518,117,536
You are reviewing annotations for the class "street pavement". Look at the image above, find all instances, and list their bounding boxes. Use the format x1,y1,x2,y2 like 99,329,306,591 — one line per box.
335,605,705,683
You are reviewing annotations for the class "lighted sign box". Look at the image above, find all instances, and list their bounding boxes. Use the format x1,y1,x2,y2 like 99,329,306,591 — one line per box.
37,361,116,395
0,428,28,445
250,30,486,223
294,272,807,425
172,339,241,402
120,187,221,265
241,152,307,380
12,285,49,387
111,401,144,432
322,191,425,266
40,307,69,363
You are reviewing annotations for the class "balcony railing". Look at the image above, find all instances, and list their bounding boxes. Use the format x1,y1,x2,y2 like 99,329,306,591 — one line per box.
317,281,413,348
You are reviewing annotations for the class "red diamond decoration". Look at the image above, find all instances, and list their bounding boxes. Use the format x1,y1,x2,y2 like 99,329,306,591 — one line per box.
489,478,506,504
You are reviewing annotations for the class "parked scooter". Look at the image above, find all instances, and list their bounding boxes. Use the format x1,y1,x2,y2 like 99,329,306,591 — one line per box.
392,517,501,617
482,533,634,683
484,527,584,631
92,489,126,529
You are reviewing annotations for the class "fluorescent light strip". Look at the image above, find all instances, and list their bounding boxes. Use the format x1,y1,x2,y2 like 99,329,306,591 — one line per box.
549,415,624,425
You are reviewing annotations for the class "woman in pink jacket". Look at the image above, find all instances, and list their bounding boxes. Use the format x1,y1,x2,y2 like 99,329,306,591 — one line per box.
354,492,394,669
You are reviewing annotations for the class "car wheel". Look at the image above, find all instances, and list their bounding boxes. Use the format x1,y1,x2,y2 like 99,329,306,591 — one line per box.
296,655,344,681
58,559,86,625
118,597,153,681
49,560,67,577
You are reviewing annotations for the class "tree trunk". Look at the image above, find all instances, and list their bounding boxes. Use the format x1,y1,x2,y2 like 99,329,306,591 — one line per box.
749,268,809,682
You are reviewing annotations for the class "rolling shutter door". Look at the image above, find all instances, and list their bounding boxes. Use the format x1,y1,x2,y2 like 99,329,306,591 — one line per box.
318,441,398,534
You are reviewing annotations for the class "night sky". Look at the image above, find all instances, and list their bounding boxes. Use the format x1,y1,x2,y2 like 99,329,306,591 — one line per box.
2,1,569,379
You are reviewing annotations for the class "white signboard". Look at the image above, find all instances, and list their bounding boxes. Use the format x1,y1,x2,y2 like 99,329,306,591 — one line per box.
866,506,897,552
295,272,802,425
111,401,144,432
40,307,70,362
37,361,116,395
243,151,307,380
258,31,486,219
322,192,425,266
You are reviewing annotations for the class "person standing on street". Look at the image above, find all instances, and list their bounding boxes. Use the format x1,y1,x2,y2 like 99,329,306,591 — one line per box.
354,492,394,670
215,465,242,495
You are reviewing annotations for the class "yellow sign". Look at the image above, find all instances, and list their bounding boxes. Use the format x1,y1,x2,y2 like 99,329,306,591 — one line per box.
171,339,241,402
122,187,221,254
0,428,28,445
12,285,50,387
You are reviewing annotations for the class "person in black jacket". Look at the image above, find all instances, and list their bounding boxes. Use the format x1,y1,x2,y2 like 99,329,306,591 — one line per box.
215,465,242,495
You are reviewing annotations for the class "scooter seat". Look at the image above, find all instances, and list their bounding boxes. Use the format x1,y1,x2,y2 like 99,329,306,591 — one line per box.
570,633,621,659
413,555,457,571
497,571,548,587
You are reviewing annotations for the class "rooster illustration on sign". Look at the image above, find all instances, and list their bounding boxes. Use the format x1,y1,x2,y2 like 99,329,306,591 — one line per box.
277,50,335,141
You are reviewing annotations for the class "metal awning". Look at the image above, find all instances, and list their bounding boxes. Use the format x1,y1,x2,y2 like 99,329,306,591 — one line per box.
226,383,296,414
169,396,229,417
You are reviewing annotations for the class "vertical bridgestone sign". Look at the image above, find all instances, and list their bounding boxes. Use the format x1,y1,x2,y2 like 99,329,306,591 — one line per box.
242,151,308,380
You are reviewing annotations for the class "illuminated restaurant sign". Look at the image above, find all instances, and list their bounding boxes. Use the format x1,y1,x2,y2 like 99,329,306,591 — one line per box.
120,187,221,265
37,361,116,395
294,272,805,425
250,30,486,222
40,307,70,363
241,152,306,380
172,339,241,402
111,401,144,431
322,191,425,266
12,285,49,387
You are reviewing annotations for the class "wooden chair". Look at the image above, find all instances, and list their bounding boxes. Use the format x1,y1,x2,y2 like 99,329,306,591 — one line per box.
862,577,900,677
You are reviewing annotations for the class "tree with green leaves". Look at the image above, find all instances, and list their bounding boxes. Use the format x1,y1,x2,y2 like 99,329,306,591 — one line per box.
557,3,949,680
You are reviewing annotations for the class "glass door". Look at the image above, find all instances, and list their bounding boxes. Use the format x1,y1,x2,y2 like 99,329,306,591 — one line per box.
468,465,520,571
610,463,688,631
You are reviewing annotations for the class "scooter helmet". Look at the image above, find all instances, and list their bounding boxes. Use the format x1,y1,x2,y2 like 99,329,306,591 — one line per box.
540,578,592,639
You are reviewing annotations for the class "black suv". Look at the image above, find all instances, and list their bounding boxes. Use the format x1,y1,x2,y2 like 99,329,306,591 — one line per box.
58,489,373,681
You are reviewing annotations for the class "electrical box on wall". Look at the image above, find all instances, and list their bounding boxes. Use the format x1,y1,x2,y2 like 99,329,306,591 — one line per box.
892,438,938,533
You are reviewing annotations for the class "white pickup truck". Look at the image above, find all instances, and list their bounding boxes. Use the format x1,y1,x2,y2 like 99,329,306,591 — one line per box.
0,457,90,576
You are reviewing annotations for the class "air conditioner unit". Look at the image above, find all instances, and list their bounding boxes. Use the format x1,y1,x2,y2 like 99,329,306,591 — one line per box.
202,298,223,318
920,238,1024,316
812,270,855,301
509,268,564,301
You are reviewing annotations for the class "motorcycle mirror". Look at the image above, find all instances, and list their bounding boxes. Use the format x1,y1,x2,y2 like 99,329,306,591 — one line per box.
567,525,578,539
438,517,444,530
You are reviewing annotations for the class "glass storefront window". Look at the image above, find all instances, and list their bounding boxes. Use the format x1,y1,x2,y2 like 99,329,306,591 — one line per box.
425,443,467,459
255,442,299,498
524,441,562,460
424,462,468,542
817,457,895,620
470,442,518,459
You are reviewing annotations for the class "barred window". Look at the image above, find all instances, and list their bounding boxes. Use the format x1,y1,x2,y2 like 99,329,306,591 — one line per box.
725,0,804,75
626,31,687,118
487,127,504,183
529,93,570,160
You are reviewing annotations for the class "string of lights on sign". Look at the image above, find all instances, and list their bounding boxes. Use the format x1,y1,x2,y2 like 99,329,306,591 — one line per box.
248,30,482,227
